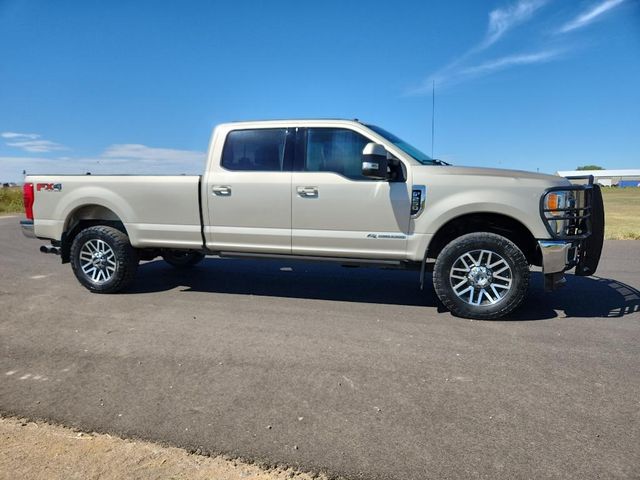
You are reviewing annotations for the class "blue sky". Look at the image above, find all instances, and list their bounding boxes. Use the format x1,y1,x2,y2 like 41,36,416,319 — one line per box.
1,0,638,181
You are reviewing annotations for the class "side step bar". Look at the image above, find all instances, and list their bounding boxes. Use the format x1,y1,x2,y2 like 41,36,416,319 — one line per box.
217,251,405,268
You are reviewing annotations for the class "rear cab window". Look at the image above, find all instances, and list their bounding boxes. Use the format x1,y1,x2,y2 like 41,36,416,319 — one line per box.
221,129,291,171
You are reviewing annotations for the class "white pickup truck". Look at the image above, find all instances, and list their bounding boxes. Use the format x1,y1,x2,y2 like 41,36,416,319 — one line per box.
20,119,604,319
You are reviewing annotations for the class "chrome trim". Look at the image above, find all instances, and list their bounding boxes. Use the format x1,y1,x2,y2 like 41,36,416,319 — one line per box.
362,142,386,156
362,161,380,170
296,186,319,197
449,249,512,306
538,240,571,274
411,185,426,218
212,185,231,196
79,239,117,284
20,220,36,239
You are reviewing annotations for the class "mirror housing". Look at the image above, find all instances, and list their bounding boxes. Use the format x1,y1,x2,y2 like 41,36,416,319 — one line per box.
361,143,389,180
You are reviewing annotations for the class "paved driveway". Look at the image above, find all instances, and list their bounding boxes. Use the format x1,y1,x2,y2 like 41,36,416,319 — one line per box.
1,215,639,479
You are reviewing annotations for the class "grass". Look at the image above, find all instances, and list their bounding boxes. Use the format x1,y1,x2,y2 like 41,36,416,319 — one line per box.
1,185,638,239
0,187,23,215
601,188,640,240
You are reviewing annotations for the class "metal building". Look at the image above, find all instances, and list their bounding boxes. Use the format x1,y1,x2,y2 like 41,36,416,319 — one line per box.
556,169,640,187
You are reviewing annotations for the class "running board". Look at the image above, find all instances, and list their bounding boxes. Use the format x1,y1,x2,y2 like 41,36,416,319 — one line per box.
216,251,405,268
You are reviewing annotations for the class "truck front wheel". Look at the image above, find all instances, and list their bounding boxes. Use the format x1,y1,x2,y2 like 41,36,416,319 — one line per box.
433,232,529,320
70,225,138,293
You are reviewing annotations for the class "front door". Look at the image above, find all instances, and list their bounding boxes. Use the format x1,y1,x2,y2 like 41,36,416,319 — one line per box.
205,127,293,254
291,127,411,259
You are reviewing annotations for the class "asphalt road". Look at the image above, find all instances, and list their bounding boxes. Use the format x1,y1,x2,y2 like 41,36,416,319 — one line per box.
1,215,639,479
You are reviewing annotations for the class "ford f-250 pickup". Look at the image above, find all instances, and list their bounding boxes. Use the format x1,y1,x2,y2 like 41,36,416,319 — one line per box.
20,119,604,319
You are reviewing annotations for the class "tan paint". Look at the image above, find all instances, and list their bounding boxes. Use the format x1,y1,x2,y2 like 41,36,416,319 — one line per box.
29,175,201,248
27,120,567,261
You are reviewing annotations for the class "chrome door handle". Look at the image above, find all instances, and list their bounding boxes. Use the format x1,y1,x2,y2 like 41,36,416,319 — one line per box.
212,185,231,196
297,186,318,197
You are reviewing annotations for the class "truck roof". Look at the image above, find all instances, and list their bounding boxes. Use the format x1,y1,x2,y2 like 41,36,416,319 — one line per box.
216,119,365,129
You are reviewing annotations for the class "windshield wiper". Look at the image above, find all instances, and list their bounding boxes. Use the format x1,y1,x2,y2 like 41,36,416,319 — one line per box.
426,159,451,166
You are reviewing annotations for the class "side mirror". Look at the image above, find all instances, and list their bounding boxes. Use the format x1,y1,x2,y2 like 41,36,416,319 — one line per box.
361,143,389,180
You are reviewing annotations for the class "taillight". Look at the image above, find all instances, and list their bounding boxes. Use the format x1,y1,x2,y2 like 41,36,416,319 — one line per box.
23,182,34,220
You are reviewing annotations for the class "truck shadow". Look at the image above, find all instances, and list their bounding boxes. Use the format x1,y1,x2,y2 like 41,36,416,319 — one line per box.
128,258,640,321
508,274,640,320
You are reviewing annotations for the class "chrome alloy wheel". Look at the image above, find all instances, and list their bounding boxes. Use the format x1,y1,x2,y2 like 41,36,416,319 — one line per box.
449,249,512,306
79,239,117,284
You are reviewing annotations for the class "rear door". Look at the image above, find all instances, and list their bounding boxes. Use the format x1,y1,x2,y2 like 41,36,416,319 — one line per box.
291,127,411,259
205,127,294,253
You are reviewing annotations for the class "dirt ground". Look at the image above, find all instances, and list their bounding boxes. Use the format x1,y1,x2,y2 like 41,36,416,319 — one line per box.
0,417,325,480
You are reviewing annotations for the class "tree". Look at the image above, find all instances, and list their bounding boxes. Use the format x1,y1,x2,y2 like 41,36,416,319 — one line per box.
576,165,604,171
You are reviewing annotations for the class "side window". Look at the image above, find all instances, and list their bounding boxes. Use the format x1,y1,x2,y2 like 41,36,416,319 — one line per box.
305,128,370,180
221,129,287,171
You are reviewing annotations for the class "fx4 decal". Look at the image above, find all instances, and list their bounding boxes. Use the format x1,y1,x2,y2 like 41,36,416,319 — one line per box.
37,183,62,192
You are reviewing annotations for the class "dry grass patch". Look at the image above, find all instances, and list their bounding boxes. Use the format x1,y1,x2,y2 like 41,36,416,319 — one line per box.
601,188,640,240
0,187,23,215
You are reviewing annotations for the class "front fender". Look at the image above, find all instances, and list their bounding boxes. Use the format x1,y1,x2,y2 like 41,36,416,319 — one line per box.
414,189,549,239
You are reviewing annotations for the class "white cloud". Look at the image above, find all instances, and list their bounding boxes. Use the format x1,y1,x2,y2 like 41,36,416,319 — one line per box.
5,140,68,153
1,132,68,153
0,143,206,181
409,0,550,93
412,50,563,91
409,0,627,92
459,50,563,77
1,132,40,140
557,0,627,34
102,144,205,164
482,0,549,49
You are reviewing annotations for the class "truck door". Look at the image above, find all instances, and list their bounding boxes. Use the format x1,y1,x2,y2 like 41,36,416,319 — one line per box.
291,127,411,259
204,127,294,253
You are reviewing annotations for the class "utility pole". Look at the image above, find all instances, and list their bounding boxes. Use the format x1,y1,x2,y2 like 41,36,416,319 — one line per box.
431,80,435,158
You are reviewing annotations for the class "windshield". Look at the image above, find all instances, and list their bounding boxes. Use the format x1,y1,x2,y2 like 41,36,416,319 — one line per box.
365,124,438,165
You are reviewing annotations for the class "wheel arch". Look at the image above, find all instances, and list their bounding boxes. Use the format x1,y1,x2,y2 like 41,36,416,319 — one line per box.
426,212,541,266
60,204,129,263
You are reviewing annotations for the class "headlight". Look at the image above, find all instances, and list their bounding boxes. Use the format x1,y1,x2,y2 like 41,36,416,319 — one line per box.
542,190,577,237
543,190,575,217
541,187,591,239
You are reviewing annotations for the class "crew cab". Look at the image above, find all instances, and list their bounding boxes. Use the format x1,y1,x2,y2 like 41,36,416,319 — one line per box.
20,120,604,319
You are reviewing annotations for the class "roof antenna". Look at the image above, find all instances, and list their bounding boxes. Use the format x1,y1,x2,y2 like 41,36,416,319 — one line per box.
431,80,435,158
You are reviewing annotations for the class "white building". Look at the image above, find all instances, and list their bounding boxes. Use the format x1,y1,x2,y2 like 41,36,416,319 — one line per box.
556,169,640,187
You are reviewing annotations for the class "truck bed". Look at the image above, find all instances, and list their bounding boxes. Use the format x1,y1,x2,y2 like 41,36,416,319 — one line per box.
29,175,203,249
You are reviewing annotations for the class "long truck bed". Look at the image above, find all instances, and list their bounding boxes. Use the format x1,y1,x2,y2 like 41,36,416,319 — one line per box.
27,175,204,249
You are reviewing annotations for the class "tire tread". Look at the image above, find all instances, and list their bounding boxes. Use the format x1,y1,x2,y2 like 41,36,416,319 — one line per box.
70,225,138,294
433,232,529,320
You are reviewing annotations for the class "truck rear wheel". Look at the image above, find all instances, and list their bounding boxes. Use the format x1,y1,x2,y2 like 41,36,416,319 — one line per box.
162,250,205,268
433,232,529,320
70,225,138,293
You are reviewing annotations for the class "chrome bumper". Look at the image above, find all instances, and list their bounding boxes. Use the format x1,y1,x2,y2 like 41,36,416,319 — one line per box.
538,240,572,274
20,220,36,239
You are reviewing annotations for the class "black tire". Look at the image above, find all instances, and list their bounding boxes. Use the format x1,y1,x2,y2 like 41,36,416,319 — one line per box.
70,225,138,293
433,232,529,320
162,250,205,268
